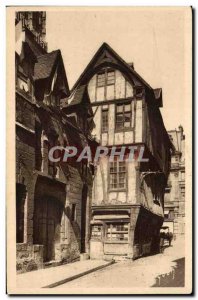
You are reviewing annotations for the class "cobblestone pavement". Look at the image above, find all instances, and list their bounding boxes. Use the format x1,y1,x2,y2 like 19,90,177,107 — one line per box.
57,238,185,289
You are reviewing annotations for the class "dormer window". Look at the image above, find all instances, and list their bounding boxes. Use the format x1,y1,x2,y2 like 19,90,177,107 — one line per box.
97,69,115,88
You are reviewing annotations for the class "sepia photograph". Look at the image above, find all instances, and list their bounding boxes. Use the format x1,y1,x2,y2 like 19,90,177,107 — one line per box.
6,6,192,294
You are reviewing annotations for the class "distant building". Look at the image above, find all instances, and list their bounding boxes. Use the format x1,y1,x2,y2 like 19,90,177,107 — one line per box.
67,43,172,260
15,12,96,273
16,11,47,51
163,126,185,236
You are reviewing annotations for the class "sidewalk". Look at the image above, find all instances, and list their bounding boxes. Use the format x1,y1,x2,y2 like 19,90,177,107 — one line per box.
16,259,114,288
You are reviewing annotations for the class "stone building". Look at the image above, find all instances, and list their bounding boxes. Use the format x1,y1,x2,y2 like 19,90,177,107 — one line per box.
163,126,185,236
67,43,172,260
15,12,96,273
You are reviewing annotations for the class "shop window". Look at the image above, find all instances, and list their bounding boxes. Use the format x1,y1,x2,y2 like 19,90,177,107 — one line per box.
91,225,102,239
106,223,129,241
101,108,109,132
109,158,126,190
115,102,131,130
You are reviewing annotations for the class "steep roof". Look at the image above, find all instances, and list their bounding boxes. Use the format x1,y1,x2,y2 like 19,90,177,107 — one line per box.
71,42,153,92
68,85,87,106
34,50,60,80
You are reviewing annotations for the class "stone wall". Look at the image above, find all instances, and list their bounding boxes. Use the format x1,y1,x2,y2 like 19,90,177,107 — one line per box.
16,243,43,274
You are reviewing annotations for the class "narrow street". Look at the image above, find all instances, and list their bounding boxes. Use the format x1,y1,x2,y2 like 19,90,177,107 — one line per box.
57,238,185,289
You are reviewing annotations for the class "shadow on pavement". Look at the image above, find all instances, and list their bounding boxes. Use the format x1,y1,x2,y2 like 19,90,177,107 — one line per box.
152,257,185,287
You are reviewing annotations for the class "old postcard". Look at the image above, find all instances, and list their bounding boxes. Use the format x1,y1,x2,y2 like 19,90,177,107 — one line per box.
7,6,192,294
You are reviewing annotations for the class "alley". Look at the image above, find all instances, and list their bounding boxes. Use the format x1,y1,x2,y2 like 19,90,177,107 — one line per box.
57,238,185,289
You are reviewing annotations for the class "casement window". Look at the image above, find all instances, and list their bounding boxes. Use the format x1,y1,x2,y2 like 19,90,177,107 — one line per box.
106,223,129,241
115,102,131,130
109,158,126,190
101,108,109,132
96,69,115,87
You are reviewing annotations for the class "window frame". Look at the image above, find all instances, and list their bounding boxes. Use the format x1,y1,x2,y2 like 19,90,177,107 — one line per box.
105,222,129,242
96,69,115,88
91,224,103,240
108,157,127,191
115,102,132,131
101,107,109,133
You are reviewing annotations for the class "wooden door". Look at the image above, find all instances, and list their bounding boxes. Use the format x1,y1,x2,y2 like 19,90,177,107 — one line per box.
34,197,62,262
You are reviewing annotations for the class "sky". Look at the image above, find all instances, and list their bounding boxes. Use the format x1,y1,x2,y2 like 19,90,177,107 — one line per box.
46,7,189,131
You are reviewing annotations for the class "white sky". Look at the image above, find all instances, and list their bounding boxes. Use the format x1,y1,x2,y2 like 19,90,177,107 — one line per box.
46,7,189,131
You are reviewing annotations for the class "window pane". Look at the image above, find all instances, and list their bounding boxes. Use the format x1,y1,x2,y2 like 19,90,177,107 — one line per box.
101,109,108,132
91,225,102,238
106,233,111,240
124,104,131,112
107,71,115,85
109,159,126,190
124,112,131,128
124,122,130,128
124,112,131,121
106,223,129,241
116,122,123,130
116,114,124,122
114,233,128,241
119,161,125,170
97,73,105,87
117,105,123,113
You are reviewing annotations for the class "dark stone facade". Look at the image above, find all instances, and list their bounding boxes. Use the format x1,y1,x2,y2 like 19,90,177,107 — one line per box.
15,14,96,273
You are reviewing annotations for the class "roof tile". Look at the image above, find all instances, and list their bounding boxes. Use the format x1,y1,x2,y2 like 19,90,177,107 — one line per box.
34,50,59,80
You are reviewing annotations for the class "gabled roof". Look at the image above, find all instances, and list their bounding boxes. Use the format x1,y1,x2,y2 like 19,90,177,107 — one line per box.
63,84,93,118
34,50,60,80
68,85,87,107
71,42,153,92
33,49,70,97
